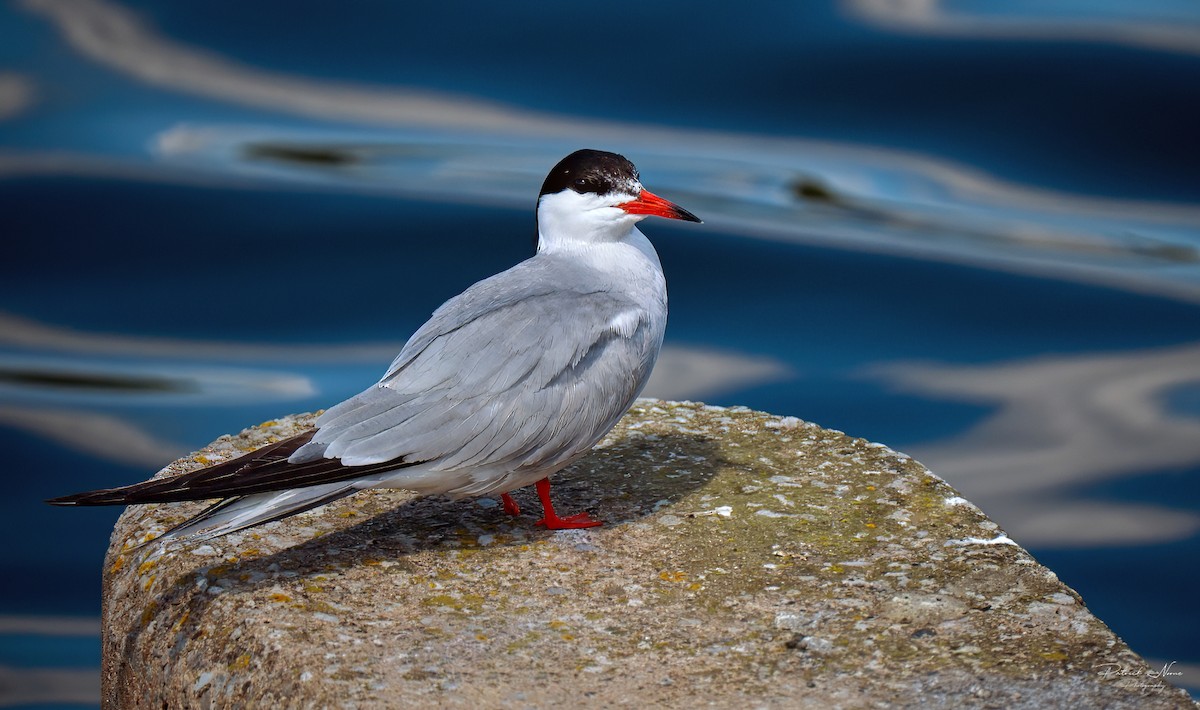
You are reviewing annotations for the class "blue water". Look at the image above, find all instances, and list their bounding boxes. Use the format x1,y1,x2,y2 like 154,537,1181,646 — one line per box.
2,0,1199,705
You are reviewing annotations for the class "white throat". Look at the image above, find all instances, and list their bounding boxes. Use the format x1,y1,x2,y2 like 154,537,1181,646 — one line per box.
535,189,647,253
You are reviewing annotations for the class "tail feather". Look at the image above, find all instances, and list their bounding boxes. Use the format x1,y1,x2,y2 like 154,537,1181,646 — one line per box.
46,430,419,506
148,481,361,546
46,432,318,506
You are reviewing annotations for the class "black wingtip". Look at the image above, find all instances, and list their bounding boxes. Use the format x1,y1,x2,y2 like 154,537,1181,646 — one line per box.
45,490,125,506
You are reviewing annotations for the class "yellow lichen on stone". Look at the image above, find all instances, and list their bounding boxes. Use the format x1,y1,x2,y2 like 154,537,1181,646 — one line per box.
423,594,461,609
140,601,158,627
171,611,189,633
229,653,252,671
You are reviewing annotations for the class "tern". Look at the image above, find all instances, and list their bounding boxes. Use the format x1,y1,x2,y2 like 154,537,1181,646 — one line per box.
48,149,700,545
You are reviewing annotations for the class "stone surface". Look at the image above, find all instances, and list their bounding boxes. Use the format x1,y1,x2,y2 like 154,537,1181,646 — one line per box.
100,401,1194,708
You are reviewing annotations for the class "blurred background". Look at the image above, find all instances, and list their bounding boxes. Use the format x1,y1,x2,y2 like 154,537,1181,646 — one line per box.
2,0,1199,705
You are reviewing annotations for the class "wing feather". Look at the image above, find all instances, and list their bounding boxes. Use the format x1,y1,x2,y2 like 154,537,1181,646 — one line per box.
309,255,665,489
50,251,666,508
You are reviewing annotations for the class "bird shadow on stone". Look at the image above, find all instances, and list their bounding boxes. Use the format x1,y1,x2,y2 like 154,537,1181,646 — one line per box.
117,430,723,663
233,430,719,574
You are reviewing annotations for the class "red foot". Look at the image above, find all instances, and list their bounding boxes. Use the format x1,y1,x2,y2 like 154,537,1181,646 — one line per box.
500,492,521,517
535,511,603,529
532,477,603,530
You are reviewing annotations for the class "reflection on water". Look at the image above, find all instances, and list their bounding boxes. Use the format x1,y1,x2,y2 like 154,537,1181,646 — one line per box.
220,133,1200,285
3,0,1200,703
845,0,1200,56
0,364,189,393
0,73,33,119
21,0,581,135
0,405,187,468
16,0,1200,300
0,615,100,706
869,342,1200,546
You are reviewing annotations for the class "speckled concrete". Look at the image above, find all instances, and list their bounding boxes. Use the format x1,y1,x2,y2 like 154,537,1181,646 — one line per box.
99,401,1194,708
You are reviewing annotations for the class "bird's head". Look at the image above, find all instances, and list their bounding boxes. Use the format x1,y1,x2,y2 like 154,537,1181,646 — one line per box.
535,149,700,252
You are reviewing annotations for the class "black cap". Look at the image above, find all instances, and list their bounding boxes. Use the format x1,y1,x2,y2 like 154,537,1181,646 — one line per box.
539,149,640,198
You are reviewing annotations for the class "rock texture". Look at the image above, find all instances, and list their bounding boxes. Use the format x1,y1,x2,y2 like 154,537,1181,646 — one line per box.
100,401,1193,708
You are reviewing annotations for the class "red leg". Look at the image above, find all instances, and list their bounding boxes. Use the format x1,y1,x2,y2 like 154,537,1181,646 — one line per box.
500,492,521,517
533,477,602,529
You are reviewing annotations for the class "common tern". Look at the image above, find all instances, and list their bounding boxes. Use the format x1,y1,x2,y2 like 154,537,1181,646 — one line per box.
48,149,701,545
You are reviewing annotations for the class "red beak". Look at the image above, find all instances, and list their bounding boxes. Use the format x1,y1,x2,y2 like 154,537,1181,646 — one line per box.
618,189,702,223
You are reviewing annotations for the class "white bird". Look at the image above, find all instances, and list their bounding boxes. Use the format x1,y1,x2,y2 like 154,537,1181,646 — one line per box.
48,149,701,545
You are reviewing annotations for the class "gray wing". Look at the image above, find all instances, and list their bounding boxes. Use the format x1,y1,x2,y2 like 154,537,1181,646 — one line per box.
295,257,664,489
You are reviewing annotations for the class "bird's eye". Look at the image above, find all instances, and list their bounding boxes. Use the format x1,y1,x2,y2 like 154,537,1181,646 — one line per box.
571,176,606,195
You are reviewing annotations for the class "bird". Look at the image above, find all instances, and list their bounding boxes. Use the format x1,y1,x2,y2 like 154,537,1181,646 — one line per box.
47,149,701,546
